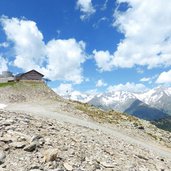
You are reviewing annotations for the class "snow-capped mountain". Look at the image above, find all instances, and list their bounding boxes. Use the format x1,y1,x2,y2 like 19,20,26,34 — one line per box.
61,86,171,121
135,87,171,115
88,90,169,120
89,91,137,112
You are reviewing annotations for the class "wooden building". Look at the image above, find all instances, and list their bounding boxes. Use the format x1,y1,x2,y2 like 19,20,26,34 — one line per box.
15,70,44,81
0,71,15,83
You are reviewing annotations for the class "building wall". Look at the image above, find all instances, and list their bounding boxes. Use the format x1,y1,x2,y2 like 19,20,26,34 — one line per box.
2,71,13,78
0,78,8,83
20,71,43,80
0,77,15,83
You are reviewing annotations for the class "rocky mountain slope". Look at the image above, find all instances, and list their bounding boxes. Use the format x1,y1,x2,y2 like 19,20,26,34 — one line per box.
0,82,171,170
124,99,168,121
89,91,137,112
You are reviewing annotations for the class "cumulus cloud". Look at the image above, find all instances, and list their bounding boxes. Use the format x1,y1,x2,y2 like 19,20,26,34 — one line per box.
94,0,171,71
107,82,148,93
1,17,46,70
93,50,113,71
53,83,73,96
45,39,86,83
0,56,8,73
96,79,107,87
1,17,86,84
156,70,171,84
76,0,96,20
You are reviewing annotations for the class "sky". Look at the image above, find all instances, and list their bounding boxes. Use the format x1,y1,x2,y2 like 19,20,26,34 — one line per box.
0,0,171,95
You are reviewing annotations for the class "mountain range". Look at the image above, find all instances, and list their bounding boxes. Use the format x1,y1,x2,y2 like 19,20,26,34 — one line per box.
63,87,171,121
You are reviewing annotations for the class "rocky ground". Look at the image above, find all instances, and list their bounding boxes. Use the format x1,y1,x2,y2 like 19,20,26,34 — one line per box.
0,110,171,171
0,82,171,171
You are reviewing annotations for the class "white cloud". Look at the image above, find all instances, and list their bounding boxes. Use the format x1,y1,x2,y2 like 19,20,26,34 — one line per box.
96,79,107,87
0,56,8,74
0,42,9,48
85,88,98,95
140,77,151,82
1,17,86,84
1,16,46,70
140,75,158,84
53,83,73,96
107,82,148,93
136,67,144,74
93,17,108,29
93,50,113,71
76,0,96,20
45,39,86,83
94,0,171,70
101,0,108,11
156,70,171,84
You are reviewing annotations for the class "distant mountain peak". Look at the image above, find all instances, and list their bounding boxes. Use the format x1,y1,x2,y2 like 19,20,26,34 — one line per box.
61,86,171,120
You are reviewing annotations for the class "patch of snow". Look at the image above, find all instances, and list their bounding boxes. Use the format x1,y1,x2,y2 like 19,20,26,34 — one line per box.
63,91,95,103
165,87,171,96
0,103,7,109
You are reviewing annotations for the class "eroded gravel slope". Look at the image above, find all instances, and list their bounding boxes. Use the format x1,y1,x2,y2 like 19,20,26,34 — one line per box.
0,110,171,171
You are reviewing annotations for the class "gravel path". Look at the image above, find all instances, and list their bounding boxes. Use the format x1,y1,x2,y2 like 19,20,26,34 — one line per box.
5,102,171,160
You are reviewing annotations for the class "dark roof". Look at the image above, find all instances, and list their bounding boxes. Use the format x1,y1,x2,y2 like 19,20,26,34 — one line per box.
15,73,24,77
23,70,44,77
15,70,44,78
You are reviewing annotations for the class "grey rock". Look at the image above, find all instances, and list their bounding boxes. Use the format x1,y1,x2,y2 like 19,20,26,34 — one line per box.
31,135,43,142
0,150,6,164
10,142,26,148
100,161,116,168
44,149,58,162
0,137,12,143
24,142,37,152
63,162,73,171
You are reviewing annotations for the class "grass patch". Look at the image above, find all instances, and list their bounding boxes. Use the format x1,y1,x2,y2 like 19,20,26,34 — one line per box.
147,132,159,140
0,81,46,91
75,102,141,125
0,82,16,88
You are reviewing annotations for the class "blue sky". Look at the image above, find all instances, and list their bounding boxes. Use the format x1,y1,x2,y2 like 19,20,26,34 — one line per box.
0,0,171,95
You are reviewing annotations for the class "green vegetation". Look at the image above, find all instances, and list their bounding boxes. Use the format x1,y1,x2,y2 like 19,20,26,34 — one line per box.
146,132,158,140
0,82,16,88
152,117,171,132
75,102,142,126
0,81,44,88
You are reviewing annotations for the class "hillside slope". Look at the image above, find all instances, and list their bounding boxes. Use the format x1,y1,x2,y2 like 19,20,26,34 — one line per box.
152,116,171,132
0,81,61,103
124,99,168,121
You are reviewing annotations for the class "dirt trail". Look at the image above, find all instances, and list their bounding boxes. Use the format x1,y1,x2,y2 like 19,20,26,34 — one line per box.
4,102,171,159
